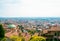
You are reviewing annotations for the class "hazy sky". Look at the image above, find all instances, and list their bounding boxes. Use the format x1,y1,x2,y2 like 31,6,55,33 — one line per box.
0,0,60,17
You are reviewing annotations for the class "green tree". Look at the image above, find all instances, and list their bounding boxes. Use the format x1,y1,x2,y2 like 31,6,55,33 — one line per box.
29,35,46,41
18,25,24,32
27,30,36,35
0,24,5,40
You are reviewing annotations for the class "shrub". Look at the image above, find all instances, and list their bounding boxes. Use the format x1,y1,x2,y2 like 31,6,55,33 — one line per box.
10,35,25,41
1,37,7,41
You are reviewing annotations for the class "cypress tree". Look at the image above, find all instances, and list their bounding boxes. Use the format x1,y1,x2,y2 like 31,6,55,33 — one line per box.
0,24,5,40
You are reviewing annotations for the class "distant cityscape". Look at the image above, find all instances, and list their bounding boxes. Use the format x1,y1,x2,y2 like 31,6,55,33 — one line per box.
0,17,60,28
0,17,60,41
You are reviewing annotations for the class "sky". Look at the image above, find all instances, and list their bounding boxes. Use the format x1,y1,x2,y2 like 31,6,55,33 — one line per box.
0,0,60,17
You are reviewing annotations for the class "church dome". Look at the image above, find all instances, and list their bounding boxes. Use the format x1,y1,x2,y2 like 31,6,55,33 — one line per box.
8,24,16,28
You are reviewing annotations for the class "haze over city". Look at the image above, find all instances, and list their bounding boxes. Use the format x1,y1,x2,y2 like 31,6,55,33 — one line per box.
0,0,60,17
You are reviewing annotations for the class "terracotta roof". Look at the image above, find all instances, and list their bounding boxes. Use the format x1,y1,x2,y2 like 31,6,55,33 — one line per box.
48,27,60,31
43,26,60,34
43,30,48,34
5,31,19,38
